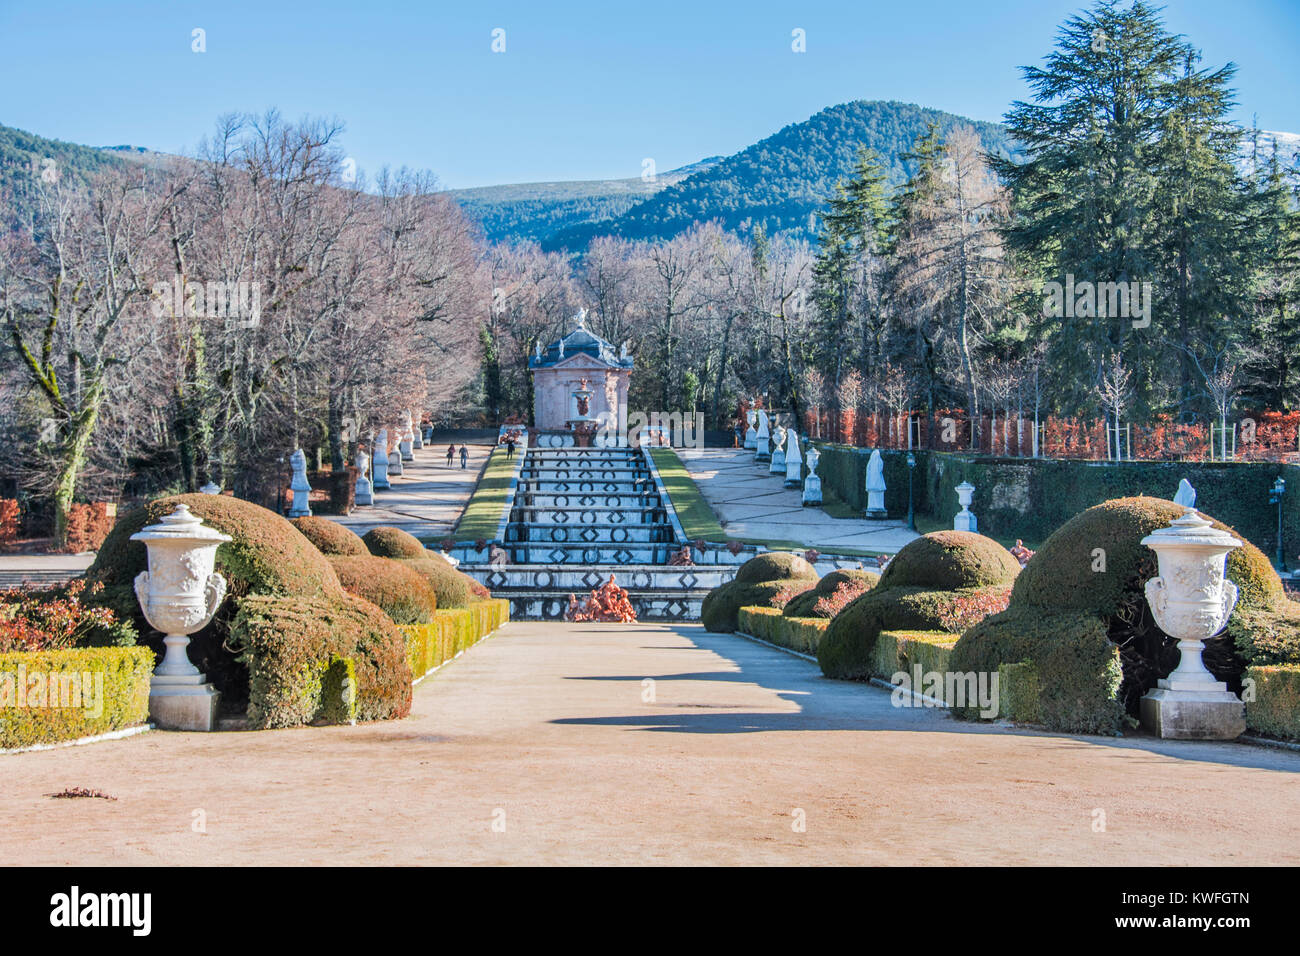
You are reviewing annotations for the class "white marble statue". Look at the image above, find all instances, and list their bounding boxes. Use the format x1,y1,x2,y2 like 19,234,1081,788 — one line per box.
1174,478,1197,509
755,410,772,462
954,481,976,532
399,411,415,462
372,430,390,489
865,449,887,518
784,430,803,488
288,448,312,517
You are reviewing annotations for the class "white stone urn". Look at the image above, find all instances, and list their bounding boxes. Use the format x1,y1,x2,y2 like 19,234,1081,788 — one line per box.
769,424,787,474
131,504,231,730
954,481,977,532
354,448,373,506
784,430,803,489
1138,507,1245,739
802,445,822,506
744,409,758,449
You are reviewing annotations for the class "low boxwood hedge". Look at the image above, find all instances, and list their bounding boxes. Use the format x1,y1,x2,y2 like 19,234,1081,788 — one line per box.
737,607,829,654
871,630,959,683
403,599,510,680
0,647,154,749
1244,664,1300,740
998,661,1041,724
399,556,474,609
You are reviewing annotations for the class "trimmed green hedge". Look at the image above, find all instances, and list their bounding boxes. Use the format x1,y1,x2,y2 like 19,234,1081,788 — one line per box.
403,600,510,680
235,594,412,729
737,607,829,654
399,556,474,609
871,630,959,684
811,445,1300,560
998,661,1041,724
1244,665,1300,740
952,607,1124,734
0,647,154,749
702,552,819,633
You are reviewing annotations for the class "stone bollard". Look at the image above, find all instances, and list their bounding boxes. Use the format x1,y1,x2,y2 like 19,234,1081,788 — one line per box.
953,481,977,532
784,430,803,489
372,429,391,490
354,448,373,506
1138,507,1246,739
802,445,822,506
288,448,312,518
388,441,404,477
769,424,787,475
130,505,230,731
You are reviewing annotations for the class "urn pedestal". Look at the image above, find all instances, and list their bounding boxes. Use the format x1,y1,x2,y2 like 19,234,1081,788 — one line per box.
1138,508,1245,740
131,505,231,732
953,481,977,532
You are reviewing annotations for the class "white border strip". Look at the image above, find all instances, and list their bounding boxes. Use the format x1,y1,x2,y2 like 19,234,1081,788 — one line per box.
1,722,153,756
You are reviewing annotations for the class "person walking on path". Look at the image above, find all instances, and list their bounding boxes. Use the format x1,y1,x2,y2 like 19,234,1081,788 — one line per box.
505,437,516,460
459,445,469,469
446,444,455,467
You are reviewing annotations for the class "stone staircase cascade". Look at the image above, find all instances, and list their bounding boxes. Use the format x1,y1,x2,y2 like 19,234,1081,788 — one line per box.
460,444,715,620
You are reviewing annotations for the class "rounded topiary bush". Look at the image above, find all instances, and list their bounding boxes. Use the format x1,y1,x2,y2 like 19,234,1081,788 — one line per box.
87,493,347,714
733,552,817,584
817,585,1008,679
702,553,819,633
291,515,368,556
90,493,344,602
363,526,428,559
783,569,880,618
702,580,805,634
951,495,1300,731
877,531,1020,591
399,556,473,609
329,555,438,625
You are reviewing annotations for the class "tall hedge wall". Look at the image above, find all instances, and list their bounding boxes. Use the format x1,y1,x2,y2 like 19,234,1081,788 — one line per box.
812,443,1300,556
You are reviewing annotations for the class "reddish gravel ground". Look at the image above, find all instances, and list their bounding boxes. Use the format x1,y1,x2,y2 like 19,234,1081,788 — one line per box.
2,621,1298,865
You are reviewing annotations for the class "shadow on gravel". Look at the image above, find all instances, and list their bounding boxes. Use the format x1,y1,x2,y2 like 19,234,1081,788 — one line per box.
552,625,1300,773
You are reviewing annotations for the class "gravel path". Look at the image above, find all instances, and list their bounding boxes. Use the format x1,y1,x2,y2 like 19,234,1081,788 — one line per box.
3,621,1297,865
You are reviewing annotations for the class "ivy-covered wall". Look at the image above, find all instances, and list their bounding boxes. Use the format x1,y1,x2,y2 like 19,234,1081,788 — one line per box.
812,442,1300,557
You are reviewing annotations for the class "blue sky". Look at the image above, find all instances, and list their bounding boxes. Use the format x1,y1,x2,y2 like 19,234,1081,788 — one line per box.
1,0,1297,189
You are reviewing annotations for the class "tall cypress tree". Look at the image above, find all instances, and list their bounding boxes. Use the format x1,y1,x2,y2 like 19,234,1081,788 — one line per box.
992,0,1247,416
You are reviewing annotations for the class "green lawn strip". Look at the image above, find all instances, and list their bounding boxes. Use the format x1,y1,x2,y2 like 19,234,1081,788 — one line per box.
648,447,726,541
449,447,517,543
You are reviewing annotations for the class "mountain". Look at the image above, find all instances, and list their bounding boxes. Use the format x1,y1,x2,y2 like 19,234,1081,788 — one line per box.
446,157,721,244
542,100,1023,249
0,124,129,212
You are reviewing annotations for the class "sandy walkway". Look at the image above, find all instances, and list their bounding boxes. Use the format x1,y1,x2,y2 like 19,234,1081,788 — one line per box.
3,621,1297,865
